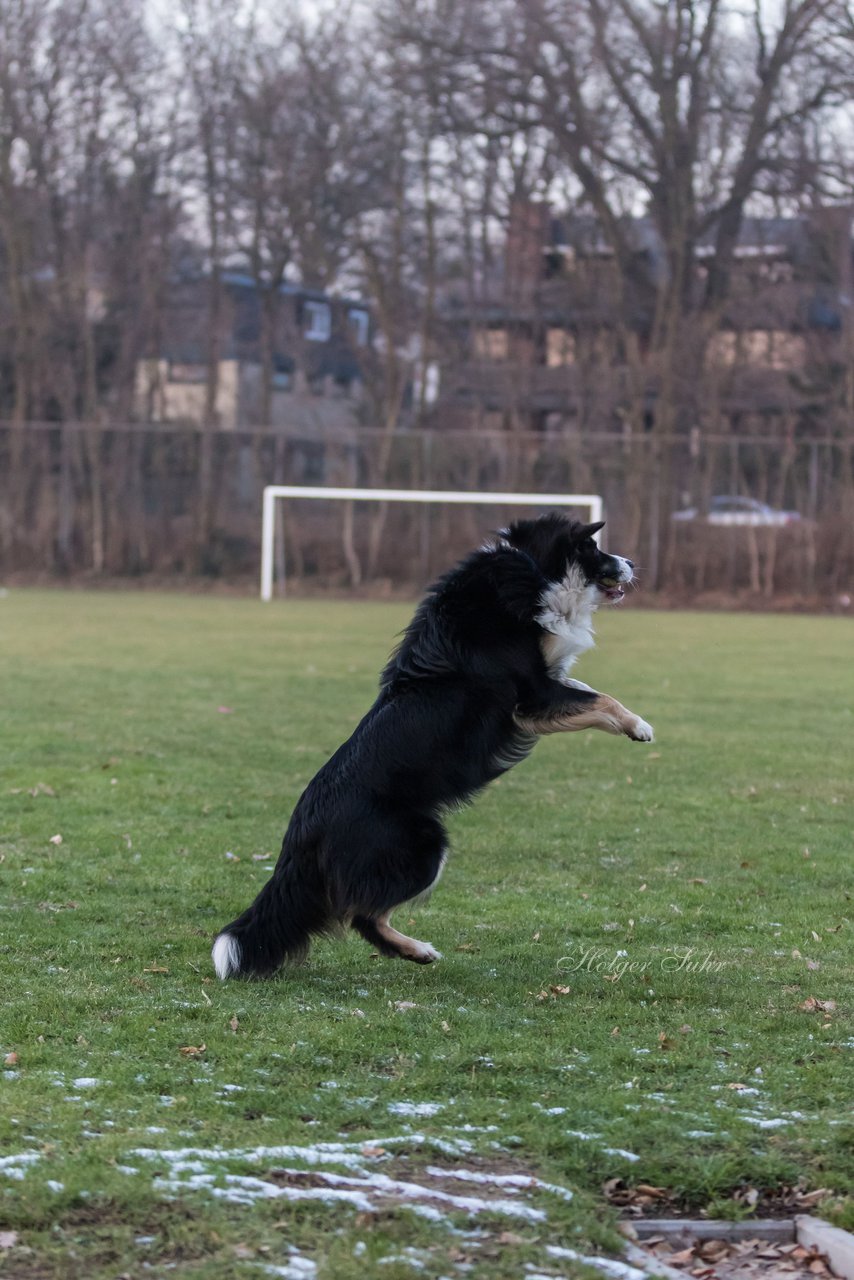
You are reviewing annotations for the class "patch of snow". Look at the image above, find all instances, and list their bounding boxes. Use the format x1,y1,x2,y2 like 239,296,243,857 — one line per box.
378,1251,427,1269
425,1166,573,1202
72,1077,100,1088
133,1139,559,1221
257,1261,317,1279
0,1152,40,1179
387,1102,444,1118
404,1203,447,1222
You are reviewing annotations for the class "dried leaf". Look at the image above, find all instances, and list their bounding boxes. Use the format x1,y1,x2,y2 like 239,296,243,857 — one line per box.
550,985,571,996
668,1248,696,1265
4,1052,18,1066
797,1188,830,1207
179,1043,206,1057
49,833,63,845
799,996,836,1012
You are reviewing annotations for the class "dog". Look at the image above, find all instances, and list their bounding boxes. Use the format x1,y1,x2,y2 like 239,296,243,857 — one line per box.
212,513,653,979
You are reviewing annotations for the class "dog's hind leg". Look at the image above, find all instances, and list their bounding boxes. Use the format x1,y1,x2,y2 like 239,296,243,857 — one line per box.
352,913,442,963
349,823,447,964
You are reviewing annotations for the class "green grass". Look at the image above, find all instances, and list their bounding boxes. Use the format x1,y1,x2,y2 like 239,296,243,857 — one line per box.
1,592,853,1278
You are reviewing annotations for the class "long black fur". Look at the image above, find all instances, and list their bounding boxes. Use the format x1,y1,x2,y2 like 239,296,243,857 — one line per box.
213,514,634,978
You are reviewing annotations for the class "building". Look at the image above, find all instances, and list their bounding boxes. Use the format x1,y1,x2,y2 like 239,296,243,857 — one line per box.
135,272,371,430
436,200,854,434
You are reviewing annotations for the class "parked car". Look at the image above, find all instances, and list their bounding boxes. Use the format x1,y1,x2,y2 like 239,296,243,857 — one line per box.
671,495,803,526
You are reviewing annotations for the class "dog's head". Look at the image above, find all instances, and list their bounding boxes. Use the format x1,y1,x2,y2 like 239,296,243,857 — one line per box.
502,513,634,604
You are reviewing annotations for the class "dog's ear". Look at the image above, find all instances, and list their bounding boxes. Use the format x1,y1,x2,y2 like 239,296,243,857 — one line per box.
577,521,605,539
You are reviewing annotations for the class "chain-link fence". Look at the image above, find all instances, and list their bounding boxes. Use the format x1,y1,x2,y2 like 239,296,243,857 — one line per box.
1,422,852,600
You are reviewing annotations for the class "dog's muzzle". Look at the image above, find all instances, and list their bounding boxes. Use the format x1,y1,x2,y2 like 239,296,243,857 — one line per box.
596,558,634,602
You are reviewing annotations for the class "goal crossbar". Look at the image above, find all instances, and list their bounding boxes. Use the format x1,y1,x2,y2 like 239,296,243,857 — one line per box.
260,485,603,600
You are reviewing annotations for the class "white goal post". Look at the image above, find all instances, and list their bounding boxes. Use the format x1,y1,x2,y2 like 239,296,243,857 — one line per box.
260,485,604,601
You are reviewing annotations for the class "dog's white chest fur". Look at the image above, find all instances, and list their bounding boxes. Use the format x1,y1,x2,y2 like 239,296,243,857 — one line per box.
536,565,600,678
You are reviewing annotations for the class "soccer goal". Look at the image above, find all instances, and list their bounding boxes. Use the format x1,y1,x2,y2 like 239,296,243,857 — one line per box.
260,485,604,600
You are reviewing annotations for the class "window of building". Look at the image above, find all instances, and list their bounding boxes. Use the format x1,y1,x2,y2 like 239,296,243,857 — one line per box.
473,328,509,361
546,329,576,367
168,362,207,383
348,308,370,346
303,300,331,342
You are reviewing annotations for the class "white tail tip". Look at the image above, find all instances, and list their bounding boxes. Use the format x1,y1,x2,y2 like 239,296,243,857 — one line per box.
212,932,241,980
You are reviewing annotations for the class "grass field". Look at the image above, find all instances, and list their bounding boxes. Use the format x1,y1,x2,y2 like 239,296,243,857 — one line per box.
2,591,853,1279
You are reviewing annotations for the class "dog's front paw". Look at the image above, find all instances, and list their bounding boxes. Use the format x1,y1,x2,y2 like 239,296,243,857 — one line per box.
627,716,654,742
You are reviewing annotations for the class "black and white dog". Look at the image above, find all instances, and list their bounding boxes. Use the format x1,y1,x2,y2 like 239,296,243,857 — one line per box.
213,514,653,979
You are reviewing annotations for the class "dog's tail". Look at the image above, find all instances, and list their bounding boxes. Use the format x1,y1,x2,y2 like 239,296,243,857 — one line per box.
212,844,328,980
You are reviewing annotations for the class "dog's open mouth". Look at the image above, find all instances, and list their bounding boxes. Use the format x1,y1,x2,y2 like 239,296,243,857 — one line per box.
596,576,625,602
